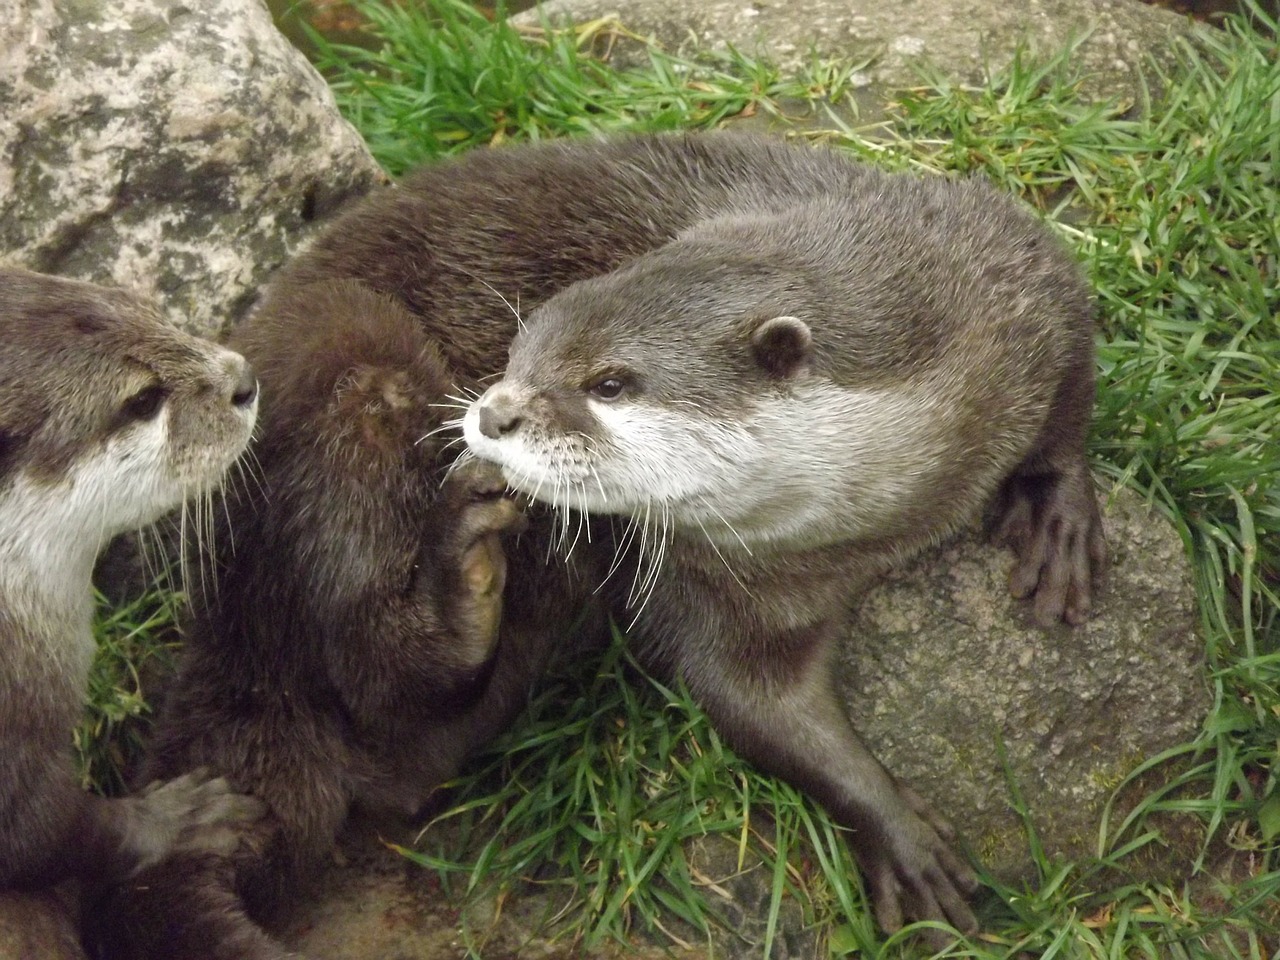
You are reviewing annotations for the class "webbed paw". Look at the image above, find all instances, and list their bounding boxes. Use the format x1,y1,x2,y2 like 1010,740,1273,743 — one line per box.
122,768,264,873
993,465,1107,626
861,784,979,947
436,458,527,667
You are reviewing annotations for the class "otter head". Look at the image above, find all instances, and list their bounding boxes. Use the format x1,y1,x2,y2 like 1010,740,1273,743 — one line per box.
462,243,831,545
0,267,259,587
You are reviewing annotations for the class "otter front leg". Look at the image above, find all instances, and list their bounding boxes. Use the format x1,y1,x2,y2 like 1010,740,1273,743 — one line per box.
428,458,527,670
675,633,979,940
992,348,1107,626
993,459,1106,625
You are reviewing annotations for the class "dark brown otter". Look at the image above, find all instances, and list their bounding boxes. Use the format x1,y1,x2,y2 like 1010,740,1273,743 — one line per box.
96,132,1104,958
0,266,263,959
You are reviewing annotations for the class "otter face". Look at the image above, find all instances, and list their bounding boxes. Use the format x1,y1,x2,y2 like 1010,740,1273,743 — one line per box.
0,268,258,567
461,252,849,546
462,238,954,551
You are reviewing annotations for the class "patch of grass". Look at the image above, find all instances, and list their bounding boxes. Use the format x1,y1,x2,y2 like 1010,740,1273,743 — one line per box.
307,0,867,174
403,628,872,955
79,584,183,795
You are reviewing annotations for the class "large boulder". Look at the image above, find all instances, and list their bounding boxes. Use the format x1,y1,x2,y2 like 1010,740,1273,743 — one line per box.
0,0,383,337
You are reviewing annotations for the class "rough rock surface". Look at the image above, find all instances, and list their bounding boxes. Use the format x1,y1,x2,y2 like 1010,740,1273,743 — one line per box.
844,485,1207,880
0,0,383,337
521,0,1193,103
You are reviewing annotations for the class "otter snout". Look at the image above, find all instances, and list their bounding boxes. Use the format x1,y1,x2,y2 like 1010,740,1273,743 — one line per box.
475,384,524,439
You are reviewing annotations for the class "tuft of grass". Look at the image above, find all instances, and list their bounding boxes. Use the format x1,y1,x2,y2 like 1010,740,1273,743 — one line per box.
79,585,183,795
403,627,872,955
306,0,867,174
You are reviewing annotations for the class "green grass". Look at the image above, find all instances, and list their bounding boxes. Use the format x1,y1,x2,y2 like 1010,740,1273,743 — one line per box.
80,584,183,795
305,0,867,174
88,0,1279,955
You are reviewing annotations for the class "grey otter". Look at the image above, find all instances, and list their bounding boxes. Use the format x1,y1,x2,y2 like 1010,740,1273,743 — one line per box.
0,267,262,956
99,132,1103,957
461,145,1108,933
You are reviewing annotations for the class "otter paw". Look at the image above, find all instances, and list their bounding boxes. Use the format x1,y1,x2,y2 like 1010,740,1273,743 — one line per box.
438,458,528,667
126,769,264,870
993,467,1107,626
859,799,979,948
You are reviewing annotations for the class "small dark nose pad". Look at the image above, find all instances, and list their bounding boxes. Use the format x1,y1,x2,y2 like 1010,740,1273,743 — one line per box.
231,361,258,408
477,395,523,439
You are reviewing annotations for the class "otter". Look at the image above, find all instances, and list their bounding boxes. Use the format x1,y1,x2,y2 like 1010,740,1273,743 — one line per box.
462,169,1108,933
0,267,263,958
98,132,1104,958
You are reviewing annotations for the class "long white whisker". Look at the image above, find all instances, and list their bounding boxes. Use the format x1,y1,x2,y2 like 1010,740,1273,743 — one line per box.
693,495,754,557
692,514,754,598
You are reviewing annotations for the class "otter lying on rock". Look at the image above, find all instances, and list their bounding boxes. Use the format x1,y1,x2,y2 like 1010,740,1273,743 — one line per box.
99,132,1104,958
0,267,263,958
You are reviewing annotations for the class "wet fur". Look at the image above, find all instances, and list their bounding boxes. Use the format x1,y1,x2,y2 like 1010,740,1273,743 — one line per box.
95,133,1104,957
0,267,261,957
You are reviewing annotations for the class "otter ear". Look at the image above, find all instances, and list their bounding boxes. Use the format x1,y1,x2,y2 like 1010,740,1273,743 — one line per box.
750,315,812,380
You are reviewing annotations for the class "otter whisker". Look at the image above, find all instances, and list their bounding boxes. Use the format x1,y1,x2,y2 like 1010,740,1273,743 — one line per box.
693,495,754,558
595,512,636,593
625,500,669,627
691,513,754,599
472,276,525,330
238,445,269,503
435,435,468,457
439,448,478,488
562,482,591,560
416,420,462,445
432,395,475,412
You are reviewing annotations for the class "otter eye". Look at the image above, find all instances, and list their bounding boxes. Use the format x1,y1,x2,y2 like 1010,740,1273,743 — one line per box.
120,384,169,422
587,377,626,401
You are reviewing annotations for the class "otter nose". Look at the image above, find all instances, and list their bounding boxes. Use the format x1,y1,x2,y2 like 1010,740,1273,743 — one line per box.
228,357,258,408
232,360,259,407
477,393,524,439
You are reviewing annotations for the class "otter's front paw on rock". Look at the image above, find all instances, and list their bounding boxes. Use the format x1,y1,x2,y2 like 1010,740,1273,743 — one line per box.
122,769,265,871
993,468,1107,626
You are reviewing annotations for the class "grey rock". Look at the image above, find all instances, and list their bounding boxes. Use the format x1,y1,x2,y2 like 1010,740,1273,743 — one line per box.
0,0,383,337
844,484,1207,880
519,0,1193,104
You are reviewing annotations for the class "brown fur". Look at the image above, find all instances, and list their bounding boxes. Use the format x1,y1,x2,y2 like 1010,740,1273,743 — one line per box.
0,267,263,957
96,133,1104,957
